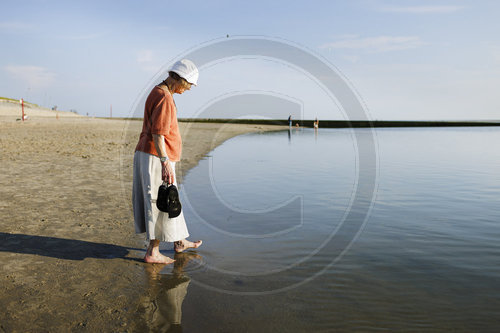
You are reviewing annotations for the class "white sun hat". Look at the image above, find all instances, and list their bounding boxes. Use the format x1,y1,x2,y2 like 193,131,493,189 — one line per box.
170,59,199,86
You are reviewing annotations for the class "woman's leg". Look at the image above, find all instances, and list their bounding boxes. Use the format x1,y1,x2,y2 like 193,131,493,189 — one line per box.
144,239,175,264
174,239,203,253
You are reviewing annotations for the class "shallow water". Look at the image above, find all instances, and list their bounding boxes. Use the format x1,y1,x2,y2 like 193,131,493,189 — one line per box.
144,127,500,332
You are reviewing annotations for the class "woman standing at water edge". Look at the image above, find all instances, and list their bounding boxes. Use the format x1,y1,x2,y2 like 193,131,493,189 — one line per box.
133,59,202,264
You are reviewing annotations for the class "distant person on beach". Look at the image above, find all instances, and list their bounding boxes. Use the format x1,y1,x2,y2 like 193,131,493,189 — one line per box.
314,117,319,129
132,59,202,264
288,115,292,127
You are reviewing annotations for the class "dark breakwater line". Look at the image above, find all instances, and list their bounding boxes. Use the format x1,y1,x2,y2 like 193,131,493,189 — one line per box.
179,118,500,128
103,117,500,128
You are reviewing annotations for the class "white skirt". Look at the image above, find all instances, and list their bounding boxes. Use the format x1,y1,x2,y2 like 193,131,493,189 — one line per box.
132,150,189,242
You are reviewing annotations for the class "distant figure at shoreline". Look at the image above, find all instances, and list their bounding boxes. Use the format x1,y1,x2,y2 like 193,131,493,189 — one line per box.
132,59,202,264
288,115,292,127
314,117,319,129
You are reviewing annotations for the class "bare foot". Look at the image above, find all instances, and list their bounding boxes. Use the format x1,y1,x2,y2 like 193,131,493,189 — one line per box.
144,253,175,264
174,239,203,253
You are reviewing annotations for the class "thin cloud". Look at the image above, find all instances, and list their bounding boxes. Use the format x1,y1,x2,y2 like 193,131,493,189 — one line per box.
0,21,33,32
320,36,424,53
4,65,56,89
137,50,160,73
137,50,154,64
380,5,465,13
58,31,106,40
341,55,361,63
150,25,170,32
331,33,360,40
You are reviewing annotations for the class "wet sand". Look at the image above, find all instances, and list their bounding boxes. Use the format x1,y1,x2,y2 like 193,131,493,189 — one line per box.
0,110,285,332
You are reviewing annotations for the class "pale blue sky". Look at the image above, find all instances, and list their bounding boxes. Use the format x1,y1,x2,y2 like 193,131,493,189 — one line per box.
1,0,499,120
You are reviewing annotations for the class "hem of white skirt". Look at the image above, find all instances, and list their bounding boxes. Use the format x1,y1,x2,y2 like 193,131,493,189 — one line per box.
136,231,190,243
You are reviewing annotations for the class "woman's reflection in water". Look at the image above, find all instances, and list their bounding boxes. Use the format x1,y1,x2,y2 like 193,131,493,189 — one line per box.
141,252,201,332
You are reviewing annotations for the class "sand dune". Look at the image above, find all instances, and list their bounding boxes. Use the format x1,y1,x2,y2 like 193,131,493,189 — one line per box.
0,100,82,121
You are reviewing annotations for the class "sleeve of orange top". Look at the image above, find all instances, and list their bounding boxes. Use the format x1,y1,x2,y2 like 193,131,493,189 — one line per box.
150,91,173,136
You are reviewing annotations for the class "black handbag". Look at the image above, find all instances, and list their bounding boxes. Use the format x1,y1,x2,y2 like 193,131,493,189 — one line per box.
156,183,182,218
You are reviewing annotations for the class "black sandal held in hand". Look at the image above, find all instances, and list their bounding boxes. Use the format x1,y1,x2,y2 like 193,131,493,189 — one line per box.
157,183,182,218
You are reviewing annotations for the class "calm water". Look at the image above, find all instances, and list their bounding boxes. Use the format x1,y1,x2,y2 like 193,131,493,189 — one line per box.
142,127,500,332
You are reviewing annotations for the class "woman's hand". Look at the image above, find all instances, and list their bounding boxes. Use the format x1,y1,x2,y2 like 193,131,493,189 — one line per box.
161,161,175,184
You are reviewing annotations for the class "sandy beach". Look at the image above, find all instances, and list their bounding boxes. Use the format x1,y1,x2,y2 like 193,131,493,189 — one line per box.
0,105,285,332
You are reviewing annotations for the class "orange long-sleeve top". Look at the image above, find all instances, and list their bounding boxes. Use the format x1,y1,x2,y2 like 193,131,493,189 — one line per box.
135,85,182,161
